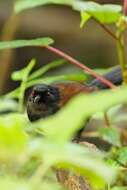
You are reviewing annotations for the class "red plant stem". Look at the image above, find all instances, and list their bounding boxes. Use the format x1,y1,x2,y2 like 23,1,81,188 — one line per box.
45,46,117,89
123,0,127,15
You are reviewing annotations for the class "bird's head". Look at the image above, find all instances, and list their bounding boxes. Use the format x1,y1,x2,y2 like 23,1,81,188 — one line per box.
27,84,60,121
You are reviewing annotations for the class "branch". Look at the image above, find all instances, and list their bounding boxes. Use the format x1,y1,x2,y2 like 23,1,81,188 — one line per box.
93,18,118,41
45,46,117,89
123,0,127,16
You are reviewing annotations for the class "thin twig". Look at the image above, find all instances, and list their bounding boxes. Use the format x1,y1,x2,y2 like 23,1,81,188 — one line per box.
93,18,118,41
104,112,110,127
123,0,127,16
31,162,51,185
45,46,117,89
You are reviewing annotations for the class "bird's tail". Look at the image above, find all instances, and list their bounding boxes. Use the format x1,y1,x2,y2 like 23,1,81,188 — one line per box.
88,65,122,89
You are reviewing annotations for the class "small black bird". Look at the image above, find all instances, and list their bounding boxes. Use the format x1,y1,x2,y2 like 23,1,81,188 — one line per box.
27,82,96,121
26,65,123,190
27,65,122,122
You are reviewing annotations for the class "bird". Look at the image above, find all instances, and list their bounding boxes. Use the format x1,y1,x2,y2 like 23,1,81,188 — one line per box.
27,82,97,122
26,65,122,190
27,65,122,122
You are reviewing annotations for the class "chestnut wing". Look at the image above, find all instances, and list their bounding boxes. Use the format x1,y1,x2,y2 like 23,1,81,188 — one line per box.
53,83,96,107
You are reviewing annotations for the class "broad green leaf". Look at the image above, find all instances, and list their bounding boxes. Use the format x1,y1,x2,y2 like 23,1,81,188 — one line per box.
0,176,65,190
80,12,91,28
0,99,18,112
14,0,122,24
57,143,116,189
111,186,127,190
74,1,122,24
11,59,36,81
98,127,121,147
106,159,120,168
36,86,127,143
0,114,28,160
0,38,54,50
116,147,127,166
14,0,74,13
30,140,117,189
0,177,30,190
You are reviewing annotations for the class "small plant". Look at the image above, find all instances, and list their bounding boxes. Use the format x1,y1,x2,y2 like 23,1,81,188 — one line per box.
0,1,127,190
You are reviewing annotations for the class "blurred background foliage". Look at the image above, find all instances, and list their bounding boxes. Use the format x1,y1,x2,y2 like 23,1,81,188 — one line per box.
0,0,126,94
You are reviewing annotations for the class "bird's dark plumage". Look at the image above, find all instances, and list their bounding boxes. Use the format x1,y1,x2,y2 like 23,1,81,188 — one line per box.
27,84,60,121
89,65,122,89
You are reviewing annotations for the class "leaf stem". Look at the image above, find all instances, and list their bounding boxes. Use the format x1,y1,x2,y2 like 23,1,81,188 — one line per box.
104,112,110,127
45,46,116,89
31,162,51,186
18,79,26,112
116,30,127,84
93,18,118,41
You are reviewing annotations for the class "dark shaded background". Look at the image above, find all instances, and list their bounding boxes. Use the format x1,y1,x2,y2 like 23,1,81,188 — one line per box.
0,0,126,94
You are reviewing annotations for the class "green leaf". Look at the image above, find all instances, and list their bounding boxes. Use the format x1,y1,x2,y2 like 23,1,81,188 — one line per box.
0,176,65,190
80,12,91,28
0,114,28,160
14,1,122,25
36,86,127,143
29,59,66,81
17,59,37,112
27,73,87,88
30,139,117,189
74,1,122,24
116,147,127,166
0,99,18,112
14,0,122,24
4,88,20,99
111,186,127,190
11,58,36,81
14,0,74,13
0,177,30,190
0,38,54,50
57,143,116,189
98,127,121,147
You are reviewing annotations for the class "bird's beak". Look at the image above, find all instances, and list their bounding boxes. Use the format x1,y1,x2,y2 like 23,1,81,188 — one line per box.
33,95,41,103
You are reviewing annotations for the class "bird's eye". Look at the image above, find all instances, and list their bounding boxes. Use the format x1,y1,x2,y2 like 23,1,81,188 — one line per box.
31,90,36,97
